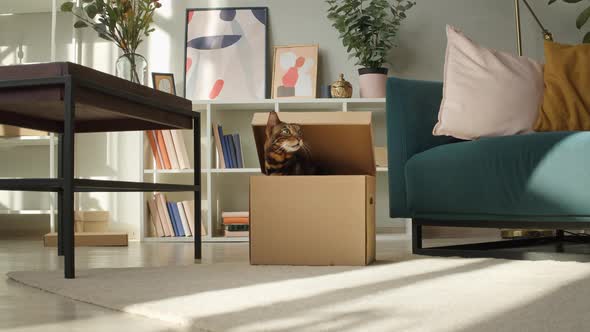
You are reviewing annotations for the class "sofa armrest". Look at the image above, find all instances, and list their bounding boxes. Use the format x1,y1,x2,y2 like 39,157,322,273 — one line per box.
386,77,460,218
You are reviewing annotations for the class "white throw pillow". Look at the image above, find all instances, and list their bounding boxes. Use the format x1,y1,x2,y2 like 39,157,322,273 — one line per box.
433,25,544,140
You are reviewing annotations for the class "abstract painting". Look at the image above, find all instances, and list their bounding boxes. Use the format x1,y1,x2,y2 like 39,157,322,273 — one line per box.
271,45,318,99
184,7,268,100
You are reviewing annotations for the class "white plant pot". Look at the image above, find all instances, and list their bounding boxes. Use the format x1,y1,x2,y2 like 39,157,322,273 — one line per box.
358,68,388,98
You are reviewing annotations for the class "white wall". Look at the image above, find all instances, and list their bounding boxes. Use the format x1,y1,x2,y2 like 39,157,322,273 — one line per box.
0,1,582,237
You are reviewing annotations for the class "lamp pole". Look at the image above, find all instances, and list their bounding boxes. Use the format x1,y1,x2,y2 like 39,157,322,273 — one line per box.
515,0,523,56
515,0,554,57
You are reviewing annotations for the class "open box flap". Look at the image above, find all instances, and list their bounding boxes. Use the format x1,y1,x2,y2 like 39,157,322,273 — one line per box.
252,112,376,176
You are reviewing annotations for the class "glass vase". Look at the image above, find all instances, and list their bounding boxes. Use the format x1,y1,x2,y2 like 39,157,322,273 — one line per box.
115,53,148,85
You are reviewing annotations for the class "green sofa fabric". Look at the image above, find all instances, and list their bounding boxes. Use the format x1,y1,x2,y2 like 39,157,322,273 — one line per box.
387,77,590,222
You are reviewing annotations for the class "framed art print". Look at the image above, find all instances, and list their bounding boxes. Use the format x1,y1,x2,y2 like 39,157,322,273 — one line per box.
184,7,268,100
271,44,318,99
152,73,176,95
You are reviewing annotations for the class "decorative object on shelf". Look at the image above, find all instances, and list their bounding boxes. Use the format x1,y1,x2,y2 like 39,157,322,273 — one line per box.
60,0,161,85
185,7,268,100
320,85,332,98
152,73,176,95
326,0,415,98
271,44,319,99
547,0,588,43
330,73,353,98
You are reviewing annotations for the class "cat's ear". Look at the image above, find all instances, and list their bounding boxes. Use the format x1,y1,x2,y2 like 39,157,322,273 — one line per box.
266,111,281,138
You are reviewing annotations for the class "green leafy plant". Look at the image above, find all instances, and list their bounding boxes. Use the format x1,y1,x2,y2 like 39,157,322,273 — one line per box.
548,0,590,43
326,0,415,69
61,0,161,54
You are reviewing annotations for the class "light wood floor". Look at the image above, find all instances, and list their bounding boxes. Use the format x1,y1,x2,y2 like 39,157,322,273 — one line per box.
0,235,488,332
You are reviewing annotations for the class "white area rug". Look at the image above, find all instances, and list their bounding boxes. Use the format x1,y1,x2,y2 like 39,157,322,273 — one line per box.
8,258,590,332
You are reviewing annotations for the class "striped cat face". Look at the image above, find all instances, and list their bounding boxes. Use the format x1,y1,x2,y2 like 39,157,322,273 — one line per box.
265,111,303,153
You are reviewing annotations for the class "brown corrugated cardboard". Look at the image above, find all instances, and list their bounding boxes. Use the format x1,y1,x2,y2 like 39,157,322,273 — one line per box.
0,125,48,137
250,112,376,266
43,232,128,247
251,112,375,176
75,210,109,222
74,210,109,232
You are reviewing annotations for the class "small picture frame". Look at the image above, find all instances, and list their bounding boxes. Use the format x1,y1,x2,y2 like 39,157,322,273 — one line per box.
271,44,319,99
152,72,177,95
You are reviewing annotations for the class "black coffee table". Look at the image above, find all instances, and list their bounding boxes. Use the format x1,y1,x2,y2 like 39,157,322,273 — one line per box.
0,62,201,278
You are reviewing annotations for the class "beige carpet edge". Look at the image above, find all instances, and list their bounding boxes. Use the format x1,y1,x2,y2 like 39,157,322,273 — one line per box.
6,271,196,328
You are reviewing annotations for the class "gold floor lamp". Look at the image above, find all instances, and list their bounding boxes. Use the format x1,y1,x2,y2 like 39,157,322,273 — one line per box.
502,0,554,239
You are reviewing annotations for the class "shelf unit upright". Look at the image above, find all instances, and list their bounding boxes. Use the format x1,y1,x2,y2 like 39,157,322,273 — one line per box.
140,98,387,243
0,135,58,231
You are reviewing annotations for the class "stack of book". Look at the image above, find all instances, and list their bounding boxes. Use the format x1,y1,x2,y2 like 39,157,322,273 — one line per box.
212,123,244,169
146,130,191,170
147,194,206,237
222,211,249,237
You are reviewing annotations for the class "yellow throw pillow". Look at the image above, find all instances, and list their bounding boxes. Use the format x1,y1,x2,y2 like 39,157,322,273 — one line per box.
534,41,590,131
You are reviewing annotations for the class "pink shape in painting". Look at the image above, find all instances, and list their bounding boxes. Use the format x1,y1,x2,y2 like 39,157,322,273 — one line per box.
186,57,192,72
209,79,224,99
282,56,305,88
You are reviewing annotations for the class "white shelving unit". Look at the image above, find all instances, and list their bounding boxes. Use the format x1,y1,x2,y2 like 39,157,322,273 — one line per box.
140,98,387,243
0,134,58,231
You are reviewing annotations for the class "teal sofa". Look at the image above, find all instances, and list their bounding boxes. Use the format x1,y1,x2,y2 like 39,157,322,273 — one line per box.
386,77,590,260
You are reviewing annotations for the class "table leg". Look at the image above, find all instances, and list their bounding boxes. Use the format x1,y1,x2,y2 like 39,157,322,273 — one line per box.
63,77,76,279
194,115,201,260
57,133,64,257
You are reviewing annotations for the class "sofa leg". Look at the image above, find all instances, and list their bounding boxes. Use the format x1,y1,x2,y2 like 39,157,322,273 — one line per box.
412,220,422,253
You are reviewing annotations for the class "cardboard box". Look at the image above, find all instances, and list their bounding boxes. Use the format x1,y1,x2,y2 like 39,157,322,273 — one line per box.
43,232,128,247
250,112,376,266
0,125,48,137
74,210,110,233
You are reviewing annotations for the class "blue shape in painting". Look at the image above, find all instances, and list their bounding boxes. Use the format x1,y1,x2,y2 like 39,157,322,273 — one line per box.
251,9,267,25
219,9,236,21
187,35,242,50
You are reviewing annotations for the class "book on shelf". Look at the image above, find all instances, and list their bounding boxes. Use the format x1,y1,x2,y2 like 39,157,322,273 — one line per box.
148,195,206,238
155,131,172,170
147,197,165,237
182,200,207,236
171,130,191,169
147,130,191,171
225,134,238,169
177,202,192,236
146,131,164,170
224,224,249,238
221,134,233,168
224,230,249,237
232,134,244,168
213,124,245,169
226,224,249,232
166,202,180,236
162,130,180,169
222,217,249,225
221,211,249,218
213,124,226,168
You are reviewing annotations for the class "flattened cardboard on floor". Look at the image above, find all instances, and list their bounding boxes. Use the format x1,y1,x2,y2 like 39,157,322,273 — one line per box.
44,232,128,247
250,112,376,266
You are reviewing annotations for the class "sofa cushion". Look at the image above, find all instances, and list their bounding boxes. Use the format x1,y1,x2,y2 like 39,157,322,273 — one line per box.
405,131,590,221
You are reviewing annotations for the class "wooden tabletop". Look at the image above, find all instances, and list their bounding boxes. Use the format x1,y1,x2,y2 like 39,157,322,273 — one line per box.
0,62,194,133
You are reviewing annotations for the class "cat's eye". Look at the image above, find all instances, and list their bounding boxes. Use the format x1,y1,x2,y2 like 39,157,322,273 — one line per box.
281,128,290,135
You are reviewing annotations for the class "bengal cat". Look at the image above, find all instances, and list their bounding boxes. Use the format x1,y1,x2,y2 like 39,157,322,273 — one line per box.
264,111,315,175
